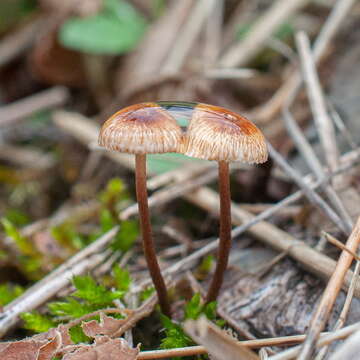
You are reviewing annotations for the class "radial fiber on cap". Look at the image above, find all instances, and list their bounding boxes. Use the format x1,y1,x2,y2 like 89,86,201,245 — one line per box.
99,103,182,154
182,104,268,163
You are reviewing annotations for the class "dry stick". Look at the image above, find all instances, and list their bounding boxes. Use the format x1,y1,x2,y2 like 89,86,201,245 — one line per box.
137,333,331,359
295,31,340,178
0,87,69,127
267,143,349,234
316,262,360,360
219,0,309,67
206,161,231,302
323,232,360,261
269,322,360,360
135,154,171,317
327,99,357,151
283,109,353,234
121,167,219,220
0,17,44,68
252,0,356,123
162,0,217,74
298,217,360,360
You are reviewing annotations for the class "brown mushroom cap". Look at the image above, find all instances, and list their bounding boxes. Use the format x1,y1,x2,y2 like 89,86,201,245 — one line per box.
99,103,182,154
181,103,268,163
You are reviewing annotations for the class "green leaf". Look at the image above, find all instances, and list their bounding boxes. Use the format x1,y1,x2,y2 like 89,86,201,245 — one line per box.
111,220,139,252
1,218,35,256
184,293,202,320
49,297,98,318
112,265,131,294
160,315,192,350
4,209,30,226
0,284,24,306
59,0,147,54
21,311,55,333
99,178,125,205
198,254,214,274
69,324,91,344
100,209,116,232
51,223,87,250
140,287,155,302
72,275,123,305
203,301,217,321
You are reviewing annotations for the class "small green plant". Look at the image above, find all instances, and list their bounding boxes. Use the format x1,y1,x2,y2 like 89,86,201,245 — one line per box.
21,266,132,341
160,293,221,358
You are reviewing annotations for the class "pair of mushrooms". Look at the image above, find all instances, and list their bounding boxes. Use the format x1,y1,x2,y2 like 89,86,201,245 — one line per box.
99,101,268,317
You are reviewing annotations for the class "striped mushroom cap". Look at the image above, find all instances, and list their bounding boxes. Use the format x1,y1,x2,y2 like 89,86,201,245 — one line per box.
182,103,268,163
99,103,182,154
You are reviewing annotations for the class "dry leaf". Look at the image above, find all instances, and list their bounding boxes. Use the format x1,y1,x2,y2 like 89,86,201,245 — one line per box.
0,332,61,360
184,316,260,360
62,336,139,360
82,312,127,337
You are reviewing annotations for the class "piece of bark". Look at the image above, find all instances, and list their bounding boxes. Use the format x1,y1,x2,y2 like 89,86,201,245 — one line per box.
219,261,360,338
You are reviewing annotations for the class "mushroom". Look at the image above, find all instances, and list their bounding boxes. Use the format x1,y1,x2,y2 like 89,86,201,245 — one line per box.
99,102,182,317
180,103,268,302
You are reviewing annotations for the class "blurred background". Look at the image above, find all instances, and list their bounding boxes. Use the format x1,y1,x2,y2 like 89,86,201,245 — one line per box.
1,0,360,345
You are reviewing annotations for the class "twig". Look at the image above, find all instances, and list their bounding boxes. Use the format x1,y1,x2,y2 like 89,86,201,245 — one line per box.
268,143,349,234
219,0,309,67
0,17,44,67
298,217,360,360
295,31,340,174
138,332,335,359
252,0,356,123
203,0,223,67
0,228,118,338
269,321,360,360
315,260,360,360
327,99,357,150
0,87,69,128
120,167,219,220
283,108,353,233
162,0,217,74
323,231,360,261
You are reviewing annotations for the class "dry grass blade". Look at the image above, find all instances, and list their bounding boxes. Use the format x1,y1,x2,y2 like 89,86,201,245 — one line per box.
162,0,217,74
295,31,340,174
298,216,360,360
219,0,309,67
323,232,360,261
252,0,356,123
282,109,353,234
0,87,69,127
268,143,349,234
184,316,260,360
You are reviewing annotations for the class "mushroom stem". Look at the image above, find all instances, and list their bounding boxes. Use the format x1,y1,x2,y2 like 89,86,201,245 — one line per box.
135,154,171,317
206,161,232,303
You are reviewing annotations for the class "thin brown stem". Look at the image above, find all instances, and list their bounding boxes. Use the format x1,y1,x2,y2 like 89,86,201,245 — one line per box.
135,154,171,317
206,161,231,302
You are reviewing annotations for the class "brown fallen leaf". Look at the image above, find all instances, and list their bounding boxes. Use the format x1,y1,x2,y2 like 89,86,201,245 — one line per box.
62,336,139,360
82,312,127,337
184,316,260,360
0,332,60,360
